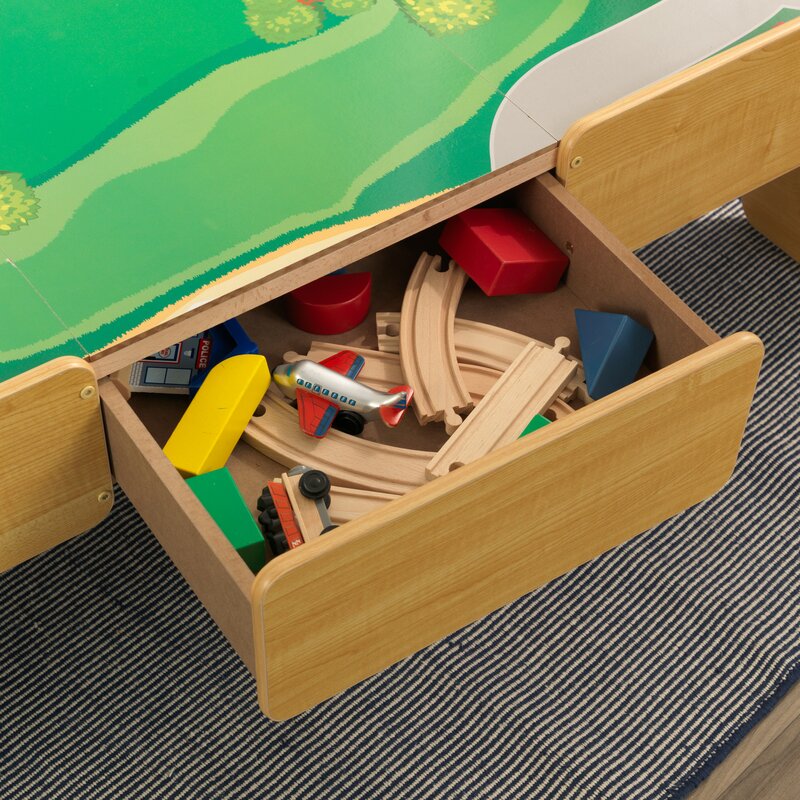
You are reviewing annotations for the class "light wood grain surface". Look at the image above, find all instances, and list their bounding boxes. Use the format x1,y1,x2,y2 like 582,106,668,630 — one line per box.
557,19,800,249
0,357,112,571
716,715,800,800
690,680,800,799
742,167,800,262
426,340,576,479
328,486,400,525
252,333,763,719
101,379,256,672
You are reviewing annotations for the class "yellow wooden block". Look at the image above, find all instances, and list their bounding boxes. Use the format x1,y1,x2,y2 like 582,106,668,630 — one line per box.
164,354,270,477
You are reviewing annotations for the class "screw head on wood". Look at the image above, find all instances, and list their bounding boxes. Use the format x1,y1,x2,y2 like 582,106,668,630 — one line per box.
570,156,584,169
80,385,96,400
98,490,112,503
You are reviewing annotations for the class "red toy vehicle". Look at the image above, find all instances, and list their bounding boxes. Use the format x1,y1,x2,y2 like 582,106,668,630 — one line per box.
257,466,337,556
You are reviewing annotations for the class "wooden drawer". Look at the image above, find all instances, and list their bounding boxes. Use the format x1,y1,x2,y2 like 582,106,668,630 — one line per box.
99,171,762,720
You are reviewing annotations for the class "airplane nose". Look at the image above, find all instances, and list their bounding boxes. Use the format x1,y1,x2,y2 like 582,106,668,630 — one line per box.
273,365,293,388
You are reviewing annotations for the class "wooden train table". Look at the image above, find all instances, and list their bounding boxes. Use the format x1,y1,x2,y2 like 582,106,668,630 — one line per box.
1,0,798,769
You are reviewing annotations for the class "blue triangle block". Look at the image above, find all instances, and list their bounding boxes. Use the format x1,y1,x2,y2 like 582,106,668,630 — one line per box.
575,309,654,399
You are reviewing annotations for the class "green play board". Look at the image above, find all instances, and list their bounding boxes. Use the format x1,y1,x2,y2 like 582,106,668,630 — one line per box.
2,1,795,383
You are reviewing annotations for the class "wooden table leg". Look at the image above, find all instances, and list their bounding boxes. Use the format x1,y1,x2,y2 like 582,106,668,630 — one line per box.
742,168,800,262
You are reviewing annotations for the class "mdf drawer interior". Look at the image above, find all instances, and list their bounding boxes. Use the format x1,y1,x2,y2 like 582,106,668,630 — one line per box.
101,173,763,720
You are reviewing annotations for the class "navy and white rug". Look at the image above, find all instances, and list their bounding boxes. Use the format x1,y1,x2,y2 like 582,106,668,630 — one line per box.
2,200,798,798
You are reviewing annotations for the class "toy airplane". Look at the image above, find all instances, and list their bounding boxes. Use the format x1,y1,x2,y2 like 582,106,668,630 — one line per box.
272,350,413,438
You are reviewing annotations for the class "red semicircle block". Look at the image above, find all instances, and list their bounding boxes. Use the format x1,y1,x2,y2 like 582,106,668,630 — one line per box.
287,272,372,335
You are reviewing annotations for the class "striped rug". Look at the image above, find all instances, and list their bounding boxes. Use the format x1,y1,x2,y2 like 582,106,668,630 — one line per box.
2,199,798,799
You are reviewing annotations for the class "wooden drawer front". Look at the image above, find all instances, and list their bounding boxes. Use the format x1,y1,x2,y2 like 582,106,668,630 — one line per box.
556,19,800,249
0,357,113,571
254,333,761,719
103,170,762,720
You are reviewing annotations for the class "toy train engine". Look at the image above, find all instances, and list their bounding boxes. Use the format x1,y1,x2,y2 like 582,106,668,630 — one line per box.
258,466,337,556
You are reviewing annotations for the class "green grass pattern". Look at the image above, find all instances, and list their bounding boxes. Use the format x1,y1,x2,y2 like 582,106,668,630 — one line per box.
2,0,670,380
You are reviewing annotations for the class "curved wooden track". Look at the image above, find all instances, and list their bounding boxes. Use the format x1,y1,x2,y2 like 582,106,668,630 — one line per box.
399,253,472,433
427,339,577,479
284,343,500,405
285,343,576,420
377,312,591,407
244,391,433,495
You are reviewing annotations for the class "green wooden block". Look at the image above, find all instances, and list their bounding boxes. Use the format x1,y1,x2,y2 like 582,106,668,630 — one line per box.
186,467,265,573
518,413,551,439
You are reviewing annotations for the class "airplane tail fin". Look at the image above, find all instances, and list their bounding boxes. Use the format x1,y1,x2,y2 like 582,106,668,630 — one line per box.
380,386,414,427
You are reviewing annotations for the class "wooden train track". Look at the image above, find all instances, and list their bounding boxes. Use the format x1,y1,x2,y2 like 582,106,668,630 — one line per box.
284,342,575,420
284,343,499,405
399,253,472,433
377,312,590,406
427,340,578,479
328,486,400,525
244,390,433,495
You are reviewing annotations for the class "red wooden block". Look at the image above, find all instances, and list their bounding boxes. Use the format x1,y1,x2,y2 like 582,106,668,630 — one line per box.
287,272,371,335
439,208,569,296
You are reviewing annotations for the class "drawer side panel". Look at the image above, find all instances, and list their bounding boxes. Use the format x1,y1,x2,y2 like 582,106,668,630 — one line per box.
101,379,256,672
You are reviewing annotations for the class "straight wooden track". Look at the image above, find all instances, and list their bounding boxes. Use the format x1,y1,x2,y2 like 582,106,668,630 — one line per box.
328,486,401,526
427,340,577,479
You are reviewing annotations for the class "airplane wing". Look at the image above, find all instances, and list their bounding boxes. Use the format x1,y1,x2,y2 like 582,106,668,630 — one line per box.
319,350,365,381
296,388,339,438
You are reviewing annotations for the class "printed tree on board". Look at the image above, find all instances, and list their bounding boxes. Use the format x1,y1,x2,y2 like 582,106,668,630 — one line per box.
397,0,495,35
0,172,40,236
243,0,495,44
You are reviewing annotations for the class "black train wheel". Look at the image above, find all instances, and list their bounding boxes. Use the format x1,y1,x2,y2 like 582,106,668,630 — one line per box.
266,531,288,556
298,469,331,500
